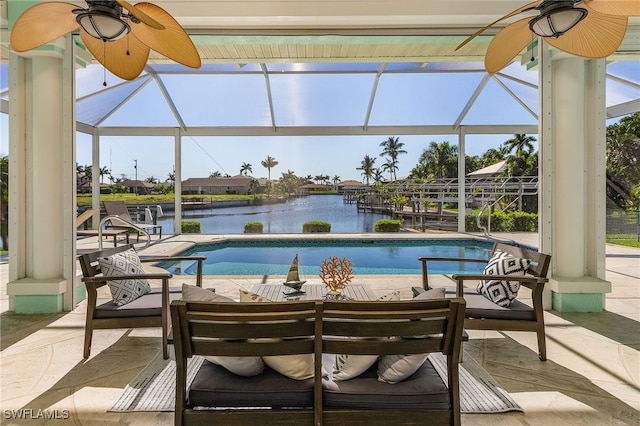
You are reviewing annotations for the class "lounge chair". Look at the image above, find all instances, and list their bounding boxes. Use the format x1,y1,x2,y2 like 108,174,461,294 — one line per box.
76,208,130,247
103,200,162,240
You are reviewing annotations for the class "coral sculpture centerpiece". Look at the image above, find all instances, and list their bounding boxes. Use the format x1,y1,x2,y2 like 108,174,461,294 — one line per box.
320,256,354,299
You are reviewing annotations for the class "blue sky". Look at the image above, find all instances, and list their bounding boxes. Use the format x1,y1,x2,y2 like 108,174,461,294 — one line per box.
64,61,543,183
8,58,639,182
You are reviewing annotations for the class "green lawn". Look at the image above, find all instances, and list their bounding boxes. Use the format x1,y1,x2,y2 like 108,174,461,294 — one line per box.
77,193,260,206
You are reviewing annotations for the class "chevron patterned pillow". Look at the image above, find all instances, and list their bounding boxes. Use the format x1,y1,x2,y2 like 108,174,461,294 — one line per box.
98,249,151,306
477,250,531,307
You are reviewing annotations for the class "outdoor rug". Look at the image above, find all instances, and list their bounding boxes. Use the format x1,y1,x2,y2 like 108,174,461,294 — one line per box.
110,352,523,414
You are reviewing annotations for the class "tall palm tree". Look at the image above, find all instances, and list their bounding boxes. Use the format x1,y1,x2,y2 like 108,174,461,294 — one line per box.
240,162,253,176
379,136,407,181
357,155,376,185
98,166,110,184
332,175,340,187
261,155,278,181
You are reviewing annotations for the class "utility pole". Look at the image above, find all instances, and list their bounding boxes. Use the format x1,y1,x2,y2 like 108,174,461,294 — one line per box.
134,159,138,195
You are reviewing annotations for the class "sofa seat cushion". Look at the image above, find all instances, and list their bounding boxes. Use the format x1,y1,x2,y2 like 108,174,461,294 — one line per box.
445,288,535,321
188,361,314,408
322,359,449,410
95,290,183,318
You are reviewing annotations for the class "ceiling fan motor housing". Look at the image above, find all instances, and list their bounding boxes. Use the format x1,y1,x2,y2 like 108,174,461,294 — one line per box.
529,0,588,38
74,1,131,41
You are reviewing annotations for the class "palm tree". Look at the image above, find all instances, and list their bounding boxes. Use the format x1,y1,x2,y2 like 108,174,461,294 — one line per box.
419,141,458,179
332,175,340,187
209,171,222,178
98,166,110,184
261,155,278,181
372,169,385,184
503,134,536,157
357,155,376,185
240,162,253,176
379,136,407,181
381,160,396,181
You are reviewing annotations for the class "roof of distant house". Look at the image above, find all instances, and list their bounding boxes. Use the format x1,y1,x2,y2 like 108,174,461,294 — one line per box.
182,176,253,187
467,161,507,178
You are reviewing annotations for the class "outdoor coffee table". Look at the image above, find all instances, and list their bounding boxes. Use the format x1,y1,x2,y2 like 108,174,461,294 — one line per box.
251,283,377,301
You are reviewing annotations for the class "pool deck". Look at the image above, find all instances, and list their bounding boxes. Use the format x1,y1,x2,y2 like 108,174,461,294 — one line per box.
1,232,639,425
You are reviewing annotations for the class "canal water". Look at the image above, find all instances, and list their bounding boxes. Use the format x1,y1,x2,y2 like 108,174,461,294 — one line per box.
156,194,389,234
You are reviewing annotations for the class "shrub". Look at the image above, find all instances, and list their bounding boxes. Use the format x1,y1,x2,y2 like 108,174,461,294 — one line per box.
465,211,538,232
302,221,331,233
181,220,201,234
510,211,538,232
374,219,402,232
244,221,264,233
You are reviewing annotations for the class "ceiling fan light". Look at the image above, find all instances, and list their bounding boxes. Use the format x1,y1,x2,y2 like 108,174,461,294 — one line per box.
529,6,588,38
76,6,130,41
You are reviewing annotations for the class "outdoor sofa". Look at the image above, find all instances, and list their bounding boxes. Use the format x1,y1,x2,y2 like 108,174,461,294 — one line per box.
170,297,467,426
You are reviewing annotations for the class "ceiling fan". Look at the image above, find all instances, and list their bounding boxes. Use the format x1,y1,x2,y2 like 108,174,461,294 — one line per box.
456,0,639,73
10,0,201,81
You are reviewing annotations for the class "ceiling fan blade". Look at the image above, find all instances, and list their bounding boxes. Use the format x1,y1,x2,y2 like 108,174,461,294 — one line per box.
583,0,640,16
80,31,150,80
10,2,80,52
456,0,543,51
116,0,164,30
545,7,628,58
485,18,533,74
129,2,201,69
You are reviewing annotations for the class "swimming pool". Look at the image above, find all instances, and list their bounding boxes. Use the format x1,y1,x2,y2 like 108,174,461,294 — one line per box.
159,238,501,276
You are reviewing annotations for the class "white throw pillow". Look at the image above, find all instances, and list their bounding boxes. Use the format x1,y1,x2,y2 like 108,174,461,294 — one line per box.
181,283,235,302
477,250,532,307
206,356,266,377
98,248,150,306
332,353,378,381
263,354,316,380
181,284,265,376
239,289,317,379
413,287,446,300
377,353,430,384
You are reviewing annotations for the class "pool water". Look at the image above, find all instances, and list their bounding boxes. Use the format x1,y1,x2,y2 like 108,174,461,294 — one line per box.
160,239,497,276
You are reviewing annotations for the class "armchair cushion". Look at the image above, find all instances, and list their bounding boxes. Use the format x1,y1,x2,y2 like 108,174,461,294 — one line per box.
477,250,531,307
98,248,150,306
94,289,183,318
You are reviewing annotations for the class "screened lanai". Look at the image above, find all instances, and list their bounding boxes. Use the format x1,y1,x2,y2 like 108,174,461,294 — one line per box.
1,0,639,316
